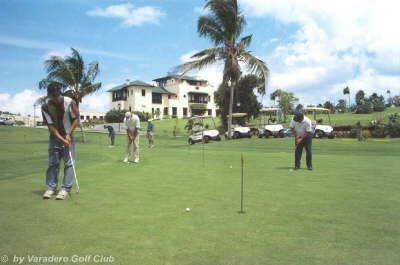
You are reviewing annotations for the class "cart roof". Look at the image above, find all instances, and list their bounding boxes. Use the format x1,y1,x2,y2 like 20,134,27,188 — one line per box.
260,107,281,113
230,113,247,118
188,115,213,120
304,107,330,113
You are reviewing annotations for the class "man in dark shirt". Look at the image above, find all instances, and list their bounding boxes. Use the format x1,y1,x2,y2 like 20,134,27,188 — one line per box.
104,125,115,146
41,84,80,200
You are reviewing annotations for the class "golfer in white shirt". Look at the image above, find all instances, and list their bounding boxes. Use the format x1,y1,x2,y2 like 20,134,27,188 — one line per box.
290,112,313,170
123,112,140,163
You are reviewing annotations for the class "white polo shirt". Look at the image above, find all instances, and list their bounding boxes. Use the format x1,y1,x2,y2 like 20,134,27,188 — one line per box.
124,114,141,132
290,116,313,137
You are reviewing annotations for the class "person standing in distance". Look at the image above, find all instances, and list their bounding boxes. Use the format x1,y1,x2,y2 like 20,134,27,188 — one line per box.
104,124,115,147
41,84,80,200
146,119,155,148
290,112,314,170
123,111,140,163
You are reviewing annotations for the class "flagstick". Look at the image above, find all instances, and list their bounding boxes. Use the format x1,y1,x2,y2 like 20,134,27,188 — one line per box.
240,153,245,214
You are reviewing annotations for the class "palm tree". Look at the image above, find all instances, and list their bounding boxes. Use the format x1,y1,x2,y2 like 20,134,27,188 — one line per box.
343,86,350,111
176,0,269,137
387,89,391,106
39,48,102,142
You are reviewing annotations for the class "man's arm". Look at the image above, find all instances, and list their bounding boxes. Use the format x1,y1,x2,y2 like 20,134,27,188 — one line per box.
65,118,80,145
47,125,69,146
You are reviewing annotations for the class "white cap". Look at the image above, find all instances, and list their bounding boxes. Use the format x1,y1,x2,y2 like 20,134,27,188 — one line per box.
125,111,132,118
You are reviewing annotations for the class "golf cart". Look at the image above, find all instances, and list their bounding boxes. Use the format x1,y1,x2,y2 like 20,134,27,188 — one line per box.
304,107,335,138
0,116,15,126
187,116,221,145
225,113,252,139
257,108,287,138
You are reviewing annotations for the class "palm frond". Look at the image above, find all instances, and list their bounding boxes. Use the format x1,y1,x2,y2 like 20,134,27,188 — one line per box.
198,16,225,46
38,79,66,91
175,47,223,74
34,96,47,107
237,34,252,51
240,52,269,94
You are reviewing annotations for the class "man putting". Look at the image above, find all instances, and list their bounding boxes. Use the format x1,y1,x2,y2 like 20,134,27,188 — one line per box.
104,125,115,147
146,119,154,148
290,112,313,170
123,111,140,163
41,84,80,199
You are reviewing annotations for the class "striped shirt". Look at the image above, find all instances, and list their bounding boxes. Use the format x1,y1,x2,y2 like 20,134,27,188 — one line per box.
41,96,79,136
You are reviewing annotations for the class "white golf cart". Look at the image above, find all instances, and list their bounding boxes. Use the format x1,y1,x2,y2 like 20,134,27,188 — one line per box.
187,116,221,145
304,107,335,138
225,113,252,139
257,108,287,138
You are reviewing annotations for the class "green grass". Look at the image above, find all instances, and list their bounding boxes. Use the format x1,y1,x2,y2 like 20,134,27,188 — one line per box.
1,127,400,265
144,107,400,136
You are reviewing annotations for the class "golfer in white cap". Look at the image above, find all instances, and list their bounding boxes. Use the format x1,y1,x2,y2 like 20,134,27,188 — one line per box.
123,111,140,163
290,112,313,170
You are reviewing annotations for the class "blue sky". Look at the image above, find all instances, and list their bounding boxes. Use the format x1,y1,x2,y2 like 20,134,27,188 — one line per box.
0,0,399,114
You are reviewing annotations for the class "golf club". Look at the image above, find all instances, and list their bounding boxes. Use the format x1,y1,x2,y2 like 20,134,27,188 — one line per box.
69,150,80,193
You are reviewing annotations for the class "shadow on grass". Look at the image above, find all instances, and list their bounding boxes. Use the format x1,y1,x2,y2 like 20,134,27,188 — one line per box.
275,166,294,170
32,190,43,197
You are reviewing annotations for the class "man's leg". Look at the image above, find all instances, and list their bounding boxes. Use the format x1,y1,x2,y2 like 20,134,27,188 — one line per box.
45,136,61,191
133,136,139,162
111,133,115,146
124,136,131,162
61,139,75,192
294,140,305,169
304,136,313,169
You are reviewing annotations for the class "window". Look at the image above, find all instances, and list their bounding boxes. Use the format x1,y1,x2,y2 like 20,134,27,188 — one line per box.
99,116,103,120
142,89,146,96
208,109,212,116
188,93,209,103
172,107,177,117
86,116,90,120
80,115,84,120
129,106,132,112
152,93,162,104
164,107,168,115
93,116,97,119
183,108,187,117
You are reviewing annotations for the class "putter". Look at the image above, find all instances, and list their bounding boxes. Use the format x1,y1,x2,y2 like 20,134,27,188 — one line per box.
69,150,80,193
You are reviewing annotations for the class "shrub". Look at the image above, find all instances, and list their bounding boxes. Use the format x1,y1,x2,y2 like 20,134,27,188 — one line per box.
105,109,125,123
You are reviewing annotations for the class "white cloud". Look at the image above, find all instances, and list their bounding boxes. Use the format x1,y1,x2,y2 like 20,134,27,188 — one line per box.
87,3,165,26
79,83,117,113
0,35,133,61
0,89,45,115
240,0,400,105
179,51,223,88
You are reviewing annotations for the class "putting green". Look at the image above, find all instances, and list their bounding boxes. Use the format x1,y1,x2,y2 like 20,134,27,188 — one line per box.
1,127,399,265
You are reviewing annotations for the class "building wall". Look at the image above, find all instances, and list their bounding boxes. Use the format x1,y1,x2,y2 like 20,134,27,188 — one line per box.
159,79,217,118
109,79,218,119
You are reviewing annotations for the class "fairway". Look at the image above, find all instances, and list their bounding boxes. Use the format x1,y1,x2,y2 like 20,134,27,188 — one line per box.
1,127,399,265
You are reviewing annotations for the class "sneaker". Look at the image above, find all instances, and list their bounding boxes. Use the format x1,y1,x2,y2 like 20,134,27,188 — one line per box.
43,190,55,199
133,158,139,163
55,189,69,200
294,166,300,170
123,158,129,163
307,166,313,171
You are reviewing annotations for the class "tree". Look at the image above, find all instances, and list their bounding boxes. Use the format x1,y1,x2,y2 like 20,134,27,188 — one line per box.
355,90,365,105
323,101,335,113
215,75,262,123
386,89,392,106
270,89,283,107
335,99,347,113
176,0,269,137
343,86,350,110
39,48,102,142
369,93,386,112
274,90,298,122
295,103,304,112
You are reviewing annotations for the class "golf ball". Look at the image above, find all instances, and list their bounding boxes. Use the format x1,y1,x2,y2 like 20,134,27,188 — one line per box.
289,168,293,172
229,165,233,168
185,208,191,212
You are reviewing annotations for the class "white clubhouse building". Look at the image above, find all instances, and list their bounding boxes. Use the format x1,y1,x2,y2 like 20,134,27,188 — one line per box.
108,75,218,119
